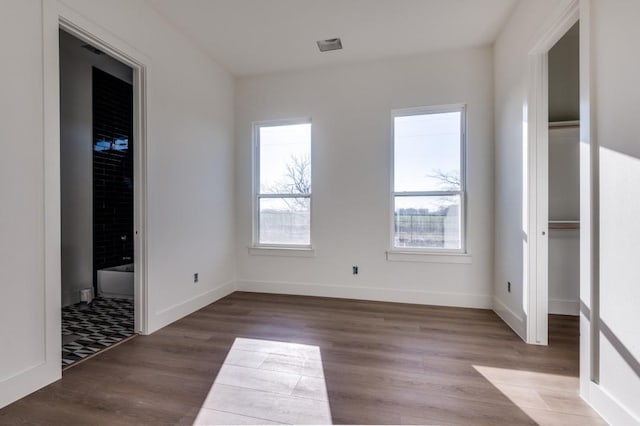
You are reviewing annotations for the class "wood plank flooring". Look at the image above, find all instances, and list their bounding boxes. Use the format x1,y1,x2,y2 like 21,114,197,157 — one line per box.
0,292,604,425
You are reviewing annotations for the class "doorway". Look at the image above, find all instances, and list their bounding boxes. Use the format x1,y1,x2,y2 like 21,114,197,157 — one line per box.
547,23,581,342
524,2,582,346
59,28,143,368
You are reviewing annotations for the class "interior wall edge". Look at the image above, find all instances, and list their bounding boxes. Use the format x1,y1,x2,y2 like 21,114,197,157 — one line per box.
492,295,526,340
586,381,640,426
0,363,60,410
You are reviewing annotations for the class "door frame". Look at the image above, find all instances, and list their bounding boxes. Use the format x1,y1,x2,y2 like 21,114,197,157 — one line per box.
43,1,149,339
524,0,581,346
524,0,600,397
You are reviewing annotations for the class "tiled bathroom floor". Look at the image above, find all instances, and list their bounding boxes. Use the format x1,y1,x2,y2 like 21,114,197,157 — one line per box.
61,297,134,368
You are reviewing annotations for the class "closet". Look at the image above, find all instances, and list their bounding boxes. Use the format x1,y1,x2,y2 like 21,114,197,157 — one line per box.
548,121,580,315
547,21,580,317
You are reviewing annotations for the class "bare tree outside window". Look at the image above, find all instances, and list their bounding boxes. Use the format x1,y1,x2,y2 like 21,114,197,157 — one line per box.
427,168,460,190
392,107,465,250
269,154,311,211
256,121,311,246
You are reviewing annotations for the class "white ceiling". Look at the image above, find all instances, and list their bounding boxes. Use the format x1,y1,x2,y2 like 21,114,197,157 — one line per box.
148,0,518,76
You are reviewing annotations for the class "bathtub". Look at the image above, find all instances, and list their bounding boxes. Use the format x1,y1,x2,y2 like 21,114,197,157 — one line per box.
97,263,134,299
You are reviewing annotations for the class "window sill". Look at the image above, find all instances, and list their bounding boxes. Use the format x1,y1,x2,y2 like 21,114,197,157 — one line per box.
386,251,472,264
249,246,315,257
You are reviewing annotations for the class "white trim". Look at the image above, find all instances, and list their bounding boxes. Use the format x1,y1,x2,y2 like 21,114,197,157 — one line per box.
530,50,550,345
492,296,526,340
42,0,63,382
258,193,311,199
577,0,600,389
252,117,313,128
151,281,236,333
585,382,640,426
252,118,313,247
55,9,149,336
0,0,65,410
570,0,600,406
525,0,580,346
530,2,580,55
392,103,468,116
249,246,315,257
0,361,58,410
548,299,579,316
236,280,491,309
389,104,468,253
386,251,472,264
132,45,149,337
394,190,462,197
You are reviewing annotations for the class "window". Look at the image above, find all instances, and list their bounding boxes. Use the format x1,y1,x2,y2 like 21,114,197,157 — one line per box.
391,105,466,252
254,119,311,247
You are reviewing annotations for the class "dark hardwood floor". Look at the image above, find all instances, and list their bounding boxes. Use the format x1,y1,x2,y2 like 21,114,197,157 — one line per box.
0,292,603,425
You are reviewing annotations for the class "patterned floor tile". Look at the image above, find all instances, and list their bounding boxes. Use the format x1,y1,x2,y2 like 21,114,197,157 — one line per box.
61,297,134,368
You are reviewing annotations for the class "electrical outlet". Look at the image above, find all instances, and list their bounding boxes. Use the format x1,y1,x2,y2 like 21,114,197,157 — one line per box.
194,273,199,283
352,266,358,275
507,281,511,292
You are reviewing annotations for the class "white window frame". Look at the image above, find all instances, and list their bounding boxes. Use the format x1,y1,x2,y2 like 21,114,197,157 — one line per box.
389,104,468,256
252,118,313,250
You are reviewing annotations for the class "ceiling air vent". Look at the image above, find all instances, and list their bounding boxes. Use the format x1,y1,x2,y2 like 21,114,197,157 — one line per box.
317,38,342,52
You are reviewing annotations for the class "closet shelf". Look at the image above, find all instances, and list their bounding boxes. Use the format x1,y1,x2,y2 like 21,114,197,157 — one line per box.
549,220,580,230
549,120,579,129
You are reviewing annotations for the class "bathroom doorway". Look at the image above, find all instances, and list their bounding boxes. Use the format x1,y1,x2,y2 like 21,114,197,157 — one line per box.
59,29,137,368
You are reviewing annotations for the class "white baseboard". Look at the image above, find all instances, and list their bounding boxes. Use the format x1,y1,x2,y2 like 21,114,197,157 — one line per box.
0,361,60,409
492,296,526,340
235,279,492,309
549,298,579,316
149,280,236,333
584,381,640,426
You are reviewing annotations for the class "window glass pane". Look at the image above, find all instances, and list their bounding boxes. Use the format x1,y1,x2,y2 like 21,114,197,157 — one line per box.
394,195,461,249
259,123,311,194
259,197,310,245
394,112,461,192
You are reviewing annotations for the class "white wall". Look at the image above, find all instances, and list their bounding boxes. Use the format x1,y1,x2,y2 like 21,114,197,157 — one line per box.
0,0,236,408
493,0,571,339
591,0,640,422
59,31,133,307
0,0,52,409
235,47,494,309
495,0,640,423
57,0,237,331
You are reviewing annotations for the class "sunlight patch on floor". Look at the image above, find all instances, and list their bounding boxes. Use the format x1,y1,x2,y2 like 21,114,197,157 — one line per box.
473,365,606,426
194,338,332,425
